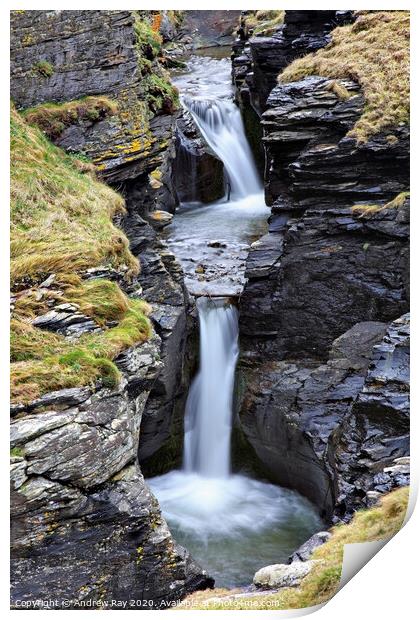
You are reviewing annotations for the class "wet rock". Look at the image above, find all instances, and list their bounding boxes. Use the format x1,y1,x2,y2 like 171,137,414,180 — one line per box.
289,532,331,563
173,109,225,203
254,560,316,589
237,318,407,520
334,316,410,516
240,201,409,361
10,335,211,607
232,11,338,115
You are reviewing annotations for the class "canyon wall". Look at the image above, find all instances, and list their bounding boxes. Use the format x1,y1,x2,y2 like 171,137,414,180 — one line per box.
234,10,410,520
10,10,212,607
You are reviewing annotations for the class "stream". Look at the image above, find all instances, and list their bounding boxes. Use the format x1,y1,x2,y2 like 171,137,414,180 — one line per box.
147,51,323,588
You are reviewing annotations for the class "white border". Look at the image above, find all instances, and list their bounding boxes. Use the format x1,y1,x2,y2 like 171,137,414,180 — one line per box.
2,2,417,619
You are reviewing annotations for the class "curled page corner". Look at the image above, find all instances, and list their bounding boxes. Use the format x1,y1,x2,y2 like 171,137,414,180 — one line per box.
339,539,389,590
339,484,415,593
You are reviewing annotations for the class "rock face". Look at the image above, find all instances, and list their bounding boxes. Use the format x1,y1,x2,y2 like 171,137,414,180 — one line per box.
238,316,409,521
232,11,342,117
262,76,409,206
180,11,241,48
11,11,138,108
234,11,409,522
333,315,410,517
10,338,213,608
10,9,206,606
173,109,225,203
240,195,409,361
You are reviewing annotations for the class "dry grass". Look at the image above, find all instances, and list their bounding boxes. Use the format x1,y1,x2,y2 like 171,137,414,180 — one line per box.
11,108,138,286
279,11,409,142
11,293,152,403
10,110,153,404
180,487,409,610
243,10,285,36
352,191,410,216
23,96,118,139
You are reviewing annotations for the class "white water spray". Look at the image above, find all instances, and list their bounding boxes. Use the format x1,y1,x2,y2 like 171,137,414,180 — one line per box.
184,298,239,477
184,97,261,200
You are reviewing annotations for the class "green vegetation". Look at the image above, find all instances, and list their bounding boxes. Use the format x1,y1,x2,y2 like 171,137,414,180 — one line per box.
179,487,409,610
11,447,25,458
280,11,409,142
134,14,162,61
10,109,152,403
242,10,285,36
352,191,410,217
11,296,151,403
33,60,54,77
11,108,137,284
142,73,179,115
132,11,179,114
23,96,118,139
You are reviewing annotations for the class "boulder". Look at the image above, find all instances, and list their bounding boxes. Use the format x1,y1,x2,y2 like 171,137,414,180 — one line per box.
254,560,316,589
289,532,331,563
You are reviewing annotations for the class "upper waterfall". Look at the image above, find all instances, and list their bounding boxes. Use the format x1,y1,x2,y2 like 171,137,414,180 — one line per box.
183,96,262,200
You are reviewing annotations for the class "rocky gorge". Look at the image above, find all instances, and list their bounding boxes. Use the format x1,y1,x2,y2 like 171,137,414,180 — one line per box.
10,9,410,610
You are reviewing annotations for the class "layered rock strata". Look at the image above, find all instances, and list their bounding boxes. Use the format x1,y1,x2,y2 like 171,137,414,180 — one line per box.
235,10,410,521
10,339,213,608
10,9,208,606
232,11,342,117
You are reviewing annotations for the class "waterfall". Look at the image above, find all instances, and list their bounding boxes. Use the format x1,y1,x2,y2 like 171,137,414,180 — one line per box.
183,298,239,478
147,53,323,587
183,97,261,200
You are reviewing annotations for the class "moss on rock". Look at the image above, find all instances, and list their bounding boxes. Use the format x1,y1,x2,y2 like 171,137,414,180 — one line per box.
23,96,118,139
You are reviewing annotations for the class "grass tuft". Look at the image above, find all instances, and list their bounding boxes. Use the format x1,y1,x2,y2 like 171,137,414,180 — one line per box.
10,108,138,286
11,297,152,403
352,191,410,216
23,96,118,139
10,110,152,404
33,60,54,77
279,11,409,142
242,10,285,36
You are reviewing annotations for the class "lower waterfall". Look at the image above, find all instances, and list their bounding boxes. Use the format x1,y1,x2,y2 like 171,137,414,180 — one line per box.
148,298,323,587
183,298,238,478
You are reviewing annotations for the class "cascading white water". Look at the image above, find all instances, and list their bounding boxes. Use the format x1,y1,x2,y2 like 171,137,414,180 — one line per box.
147,52,323,588
184,97,261,200
183,298,239,478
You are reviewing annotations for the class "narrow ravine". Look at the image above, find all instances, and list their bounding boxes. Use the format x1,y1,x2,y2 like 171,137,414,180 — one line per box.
162,54,268,297
147,50,323,588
